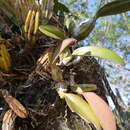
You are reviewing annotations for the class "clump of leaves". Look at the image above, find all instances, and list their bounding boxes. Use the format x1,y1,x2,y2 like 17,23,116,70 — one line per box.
0,0,130,130
38,0,130,129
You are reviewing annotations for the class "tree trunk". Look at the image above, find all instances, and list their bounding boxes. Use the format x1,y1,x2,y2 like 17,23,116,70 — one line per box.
1,53,109,130
0,12,124,130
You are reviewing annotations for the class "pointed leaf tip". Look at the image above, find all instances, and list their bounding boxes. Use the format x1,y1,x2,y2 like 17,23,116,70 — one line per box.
72,46,125,65
97,0,130,18
39,25,66,40
52,38,77,63
64,93,101,129
82,92,117,130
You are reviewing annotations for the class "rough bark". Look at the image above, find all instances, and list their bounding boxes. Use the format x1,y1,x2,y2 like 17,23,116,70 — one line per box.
0,12,124,130
0,53,108,130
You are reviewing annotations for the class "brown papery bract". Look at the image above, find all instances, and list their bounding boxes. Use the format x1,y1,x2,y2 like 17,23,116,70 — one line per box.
82,92,117,130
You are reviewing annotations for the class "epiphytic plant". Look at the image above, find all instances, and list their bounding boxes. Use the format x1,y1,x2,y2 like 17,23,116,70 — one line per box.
0,0,130,129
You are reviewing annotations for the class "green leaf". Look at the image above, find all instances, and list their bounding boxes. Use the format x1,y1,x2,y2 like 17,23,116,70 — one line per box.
69,18,97,41
72,46,124,64
39,25,66,40
54,2,69,13
58,2,69,12
64,93,101,129
28,0,35,5
75,19,96,41
96,0,130,18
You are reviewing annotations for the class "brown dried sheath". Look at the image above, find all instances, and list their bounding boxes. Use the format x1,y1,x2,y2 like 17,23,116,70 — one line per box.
24,9,33,33
33,10,40,34
2,109,17,130
2,89,28,118
27,9,36,40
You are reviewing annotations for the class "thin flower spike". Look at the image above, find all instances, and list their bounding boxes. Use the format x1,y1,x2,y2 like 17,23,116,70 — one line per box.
27,10,36,40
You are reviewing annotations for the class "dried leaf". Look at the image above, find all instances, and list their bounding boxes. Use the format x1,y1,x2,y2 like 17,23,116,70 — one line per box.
33,10,40,34
36,48,53,72
37,51,49,65
52,38,77,63
0,37,12,48
2,109,17,130
64,93,101,129
51,63,63,81
2,89,28,118
24,9,33,33
82,92,117,130
0,43,12,72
